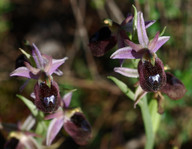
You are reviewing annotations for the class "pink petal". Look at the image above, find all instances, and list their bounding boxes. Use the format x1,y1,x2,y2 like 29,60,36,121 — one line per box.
45,110,64,120
114,67,139,78
43,55,53,74
53,69,63,76
32,43,44,69
134,86,147,108
152,36,170,53
19,136,40,149
10,67,37,79
145,20,156,28
124,39,143,52
62,91,73,108
148,32,160,51
48,57,68,75
137,12,149,47
110,47,142,59
121,15,133,26
24,62,40,75
46,117,64,146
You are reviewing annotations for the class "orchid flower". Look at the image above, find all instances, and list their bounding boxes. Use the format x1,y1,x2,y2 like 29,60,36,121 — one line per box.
4,131,40,149
110,12,170,60
10,43,68,82
89,12,155,57
111,12,170,92
4,115,40,149
10,43,68,113
110,11,186,108
45,91,92,146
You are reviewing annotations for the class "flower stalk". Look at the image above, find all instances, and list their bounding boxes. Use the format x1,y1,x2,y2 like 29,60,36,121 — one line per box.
108,76,155,149
140,96,155,149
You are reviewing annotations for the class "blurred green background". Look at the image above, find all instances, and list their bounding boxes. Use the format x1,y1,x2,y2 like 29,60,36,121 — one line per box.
0,0,192,148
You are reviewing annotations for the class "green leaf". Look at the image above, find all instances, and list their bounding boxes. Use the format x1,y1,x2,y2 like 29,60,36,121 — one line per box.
108,76,135,100
17,94,38,117
132,5,138,32
160,26,167,36
149,99,161,133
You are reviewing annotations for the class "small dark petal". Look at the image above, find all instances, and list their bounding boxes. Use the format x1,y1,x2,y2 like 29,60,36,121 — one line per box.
15,54,29,69
34,81,60,113
89,27,117,57
161,72,186,100
64,112,91,145
138,57,166,92
4,137,19,149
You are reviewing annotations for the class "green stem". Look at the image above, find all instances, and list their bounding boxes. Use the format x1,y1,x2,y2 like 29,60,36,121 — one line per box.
108,76,155,149
139,96,155,149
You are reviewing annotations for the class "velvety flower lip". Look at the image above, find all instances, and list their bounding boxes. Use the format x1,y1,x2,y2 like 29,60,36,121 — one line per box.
63,111,92,145
45,91,92,146
15,54,29,68
161,72,187,99
110,12,170,60
88,26,117,57
134,71,186,109
138,57,167,92
10,43,68,80
34,80,61,113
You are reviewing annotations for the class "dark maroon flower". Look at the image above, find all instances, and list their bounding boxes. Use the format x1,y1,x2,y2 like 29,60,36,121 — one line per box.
161,72,186,99
15,54,29,69
4,137,19,149
138,57,166,92
34,81,61,113
46,92,92,146
88,27,117,57
64,112,92,145
90,12,156,57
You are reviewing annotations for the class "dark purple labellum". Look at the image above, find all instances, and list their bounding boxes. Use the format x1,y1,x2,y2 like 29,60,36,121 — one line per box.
34,81,60,113
88,27,117,57
138,57,166,92
15,54,29,69
64,112,91,145
161,72,186,100
71,112,91,132
90,27,111,42
4,137,19,149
